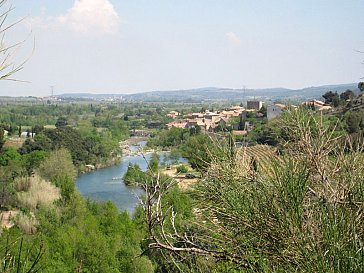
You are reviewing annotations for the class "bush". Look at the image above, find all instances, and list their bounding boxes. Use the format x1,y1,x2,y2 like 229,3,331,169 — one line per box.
13,177,31,192
13,212,38,234
123,163,146,186
176,165,188,173
36,149,76,182
17,175,60,211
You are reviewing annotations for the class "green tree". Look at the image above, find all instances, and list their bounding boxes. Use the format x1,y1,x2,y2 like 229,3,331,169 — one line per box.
180,134,221,171
0,147,21,166
238,113,245,130
55,116,68,128
358,82,364,92
340,89,355,101
0,128,4,150
123,163,145,186
33,124,44,134
22,150,48,175
148,153,159,173
323,91,340,106
344,111,361,133
176,165,188,173
37,148,76,184
259,105,267,117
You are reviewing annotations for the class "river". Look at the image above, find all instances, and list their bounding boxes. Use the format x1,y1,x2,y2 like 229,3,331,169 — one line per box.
76,144,186,215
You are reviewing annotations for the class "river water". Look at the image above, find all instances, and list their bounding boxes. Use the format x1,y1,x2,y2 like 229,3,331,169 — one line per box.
76,144,186,214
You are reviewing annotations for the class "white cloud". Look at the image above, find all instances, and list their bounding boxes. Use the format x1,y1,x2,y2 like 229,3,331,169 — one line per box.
226,31,241,46
58,0,120,35
28,0,120,36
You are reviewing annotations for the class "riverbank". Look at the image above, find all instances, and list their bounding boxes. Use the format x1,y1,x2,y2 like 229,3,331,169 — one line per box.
81,137,149,173
119,136,152,156
76,147,189,213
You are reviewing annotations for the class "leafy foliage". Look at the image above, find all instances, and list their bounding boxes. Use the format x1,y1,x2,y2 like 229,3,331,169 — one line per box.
176,165,188,173
123,163,145,186
180,134,223,171
0,128,4,150
147,127,189,148
323,91,340,106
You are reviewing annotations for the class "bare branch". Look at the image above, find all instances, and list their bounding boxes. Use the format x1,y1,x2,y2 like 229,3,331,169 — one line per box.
0,0,32,81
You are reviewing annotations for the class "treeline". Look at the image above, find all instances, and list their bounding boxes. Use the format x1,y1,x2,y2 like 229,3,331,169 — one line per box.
321,88,364,132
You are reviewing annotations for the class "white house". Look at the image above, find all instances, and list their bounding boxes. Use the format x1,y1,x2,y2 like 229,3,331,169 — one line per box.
267,104,286,120
20,132,36,138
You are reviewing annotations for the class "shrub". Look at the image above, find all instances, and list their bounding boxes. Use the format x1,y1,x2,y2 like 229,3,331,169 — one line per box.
36,149,76,183
176,165,188,173
123,163,145,186
17,175,60,211
13,177,31,192
13,212,38,234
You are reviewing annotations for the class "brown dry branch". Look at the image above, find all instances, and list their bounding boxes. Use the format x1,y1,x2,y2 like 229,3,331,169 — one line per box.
141,170,251,269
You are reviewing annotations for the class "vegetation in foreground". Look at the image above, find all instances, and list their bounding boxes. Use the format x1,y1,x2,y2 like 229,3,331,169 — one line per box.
140,107,364,272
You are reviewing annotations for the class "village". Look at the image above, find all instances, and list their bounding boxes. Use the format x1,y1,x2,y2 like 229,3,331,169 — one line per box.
165,99,332,136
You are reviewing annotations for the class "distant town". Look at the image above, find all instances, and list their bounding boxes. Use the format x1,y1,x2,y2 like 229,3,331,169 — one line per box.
165,99,332,136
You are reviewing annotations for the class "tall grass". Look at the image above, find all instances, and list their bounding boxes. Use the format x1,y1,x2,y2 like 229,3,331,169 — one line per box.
13,212,38,234
166,109,364,272
17,175,60,211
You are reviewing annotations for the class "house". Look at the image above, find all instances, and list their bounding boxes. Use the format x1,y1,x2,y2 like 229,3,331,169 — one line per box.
267,104,286,120
186,118,213,132
247,101,263,110
185,113,204,119
220,110,236,118
302,100,324,109
167,120,188,129
20,132,35,138
302,100,332,111
219,117,229,127
167,111,179,119
166,105,247,133
317,105,332,111
228,105,245,112
203,112,221,123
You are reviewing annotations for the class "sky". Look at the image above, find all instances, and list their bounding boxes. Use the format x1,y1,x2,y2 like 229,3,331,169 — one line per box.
1,0,364,96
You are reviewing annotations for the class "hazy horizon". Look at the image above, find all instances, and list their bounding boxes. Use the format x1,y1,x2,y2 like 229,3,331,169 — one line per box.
1,0,364,96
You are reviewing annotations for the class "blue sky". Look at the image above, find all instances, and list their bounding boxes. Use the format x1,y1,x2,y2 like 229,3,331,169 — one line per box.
1,0,364,96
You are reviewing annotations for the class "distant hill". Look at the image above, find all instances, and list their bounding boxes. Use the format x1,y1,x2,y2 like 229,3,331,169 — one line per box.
57,83,359,103
57,93,123,99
